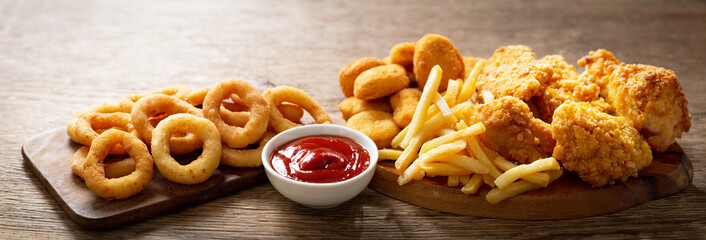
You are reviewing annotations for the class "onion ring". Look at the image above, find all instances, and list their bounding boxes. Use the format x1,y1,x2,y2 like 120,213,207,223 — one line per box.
71,146,136,179
221,132,276,168
83,129,154,199
151,113,222,184
131,94,204,155
277,102,305,123
67,106,137,155
120,85,191,112
203,79,270,148
263,86,332,133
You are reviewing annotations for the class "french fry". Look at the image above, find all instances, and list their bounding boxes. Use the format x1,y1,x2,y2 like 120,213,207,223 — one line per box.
391,124,408,148
486,170,563,204
434,92,455,120
419,122,485,154
447,176,460,187
459,175,470,185
480,90,494,103
395,135,424,170
457,59,485,103
419,162,472,176
417,140,466,163
457,122,502,178
462,174,483,194
494,157,560,189
441,154,489,174
483,174,496,187
401,65,443,147
444,79,461,107
378,149,403,160
398,161,424,185
494,156,550,186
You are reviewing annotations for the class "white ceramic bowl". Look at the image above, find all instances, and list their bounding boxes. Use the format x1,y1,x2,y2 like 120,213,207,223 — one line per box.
261,124,378,208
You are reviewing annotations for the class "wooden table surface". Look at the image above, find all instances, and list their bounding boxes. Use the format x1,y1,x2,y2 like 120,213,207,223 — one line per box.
1,0,704,238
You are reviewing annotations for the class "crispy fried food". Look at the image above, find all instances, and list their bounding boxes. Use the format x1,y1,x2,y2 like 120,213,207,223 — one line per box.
551,102,653,187
203,79,270,148
354,64,410,100
477,45,552,101
67,109,137,155
71,146,137,179
221,132,276,168
338,97,392,120
120,85,191,113
578,49,691,152
413,34,464,92
131,94,204,155
462,57,482,80
277,102,305,123
469,96,554,164
339,57,387,97
534,55,606,122
152,114,222,184
389,87,421,128
264,86,332,133
389,42,415,68
83,129,154,199
346,110,400,148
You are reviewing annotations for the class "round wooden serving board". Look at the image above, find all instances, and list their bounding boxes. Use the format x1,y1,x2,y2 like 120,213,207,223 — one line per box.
369,144,693,220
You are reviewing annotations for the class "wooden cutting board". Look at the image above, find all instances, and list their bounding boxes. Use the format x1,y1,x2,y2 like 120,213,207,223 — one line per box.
369,144,692,220
22,77,274,229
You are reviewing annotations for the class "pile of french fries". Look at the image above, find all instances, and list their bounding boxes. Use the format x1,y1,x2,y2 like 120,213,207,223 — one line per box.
378,62,564,204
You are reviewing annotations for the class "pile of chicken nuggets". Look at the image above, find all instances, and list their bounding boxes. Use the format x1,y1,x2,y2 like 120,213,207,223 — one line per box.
339,33,691,187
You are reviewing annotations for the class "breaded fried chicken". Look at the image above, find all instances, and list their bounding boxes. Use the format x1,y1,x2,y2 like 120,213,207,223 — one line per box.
469,96,555,164
534,55,609,122
552,102,652,187
477,45,553,101
578,49,691,152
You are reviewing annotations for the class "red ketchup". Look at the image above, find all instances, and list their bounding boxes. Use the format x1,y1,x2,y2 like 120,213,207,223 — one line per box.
269,135,370,183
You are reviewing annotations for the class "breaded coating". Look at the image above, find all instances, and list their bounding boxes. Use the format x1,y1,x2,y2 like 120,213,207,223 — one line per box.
462,57,482,80
413,34,464,92
534,55,606,122
389,42,415,68
338,97,392,120
354,64,410,100
578,50,691,152
389,87,422,128
478,45,552,101
469,96,555,164
552,102,653,187
339,57,386,97
346,110,400,148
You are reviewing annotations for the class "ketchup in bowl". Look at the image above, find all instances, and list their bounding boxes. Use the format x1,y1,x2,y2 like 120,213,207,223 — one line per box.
269,135,371,183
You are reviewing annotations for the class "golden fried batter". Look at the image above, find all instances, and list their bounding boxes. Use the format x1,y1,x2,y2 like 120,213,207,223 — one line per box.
534,55,606,122
354,64,410,100
346,110,400,148
339,57,386,97
578,50,691,152
413,34,464,92
477,45,552,101
552,102,653,187
338,97,392,120
469,96,554,164
462,57,482,80
389,42,415,68
389,87,421,128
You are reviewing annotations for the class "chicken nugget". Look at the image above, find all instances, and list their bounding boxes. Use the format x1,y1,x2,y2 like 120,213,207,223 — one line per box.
552,102,652,187
345,110,400,148
389,42,415,68
339,57,387,97
389,87,421,128
413,34,464,92
338,97,392,120
354,64,410,100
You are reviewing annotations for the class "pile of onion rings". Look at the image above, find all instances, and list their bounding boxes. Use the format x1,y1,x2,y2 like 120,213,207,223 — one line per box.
67,79,331,199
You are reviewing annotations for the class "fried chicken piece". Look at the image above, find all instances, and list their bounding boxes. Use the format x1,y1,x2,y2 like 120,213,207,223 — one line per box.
551,102,653,187
477,45,553,101
469,96,555,164
578,49,691,152
534,55,608,122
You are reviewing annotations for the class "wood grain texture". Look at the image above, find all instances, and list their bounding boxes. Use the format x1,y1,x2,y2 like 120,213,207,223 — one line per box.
1,0,705,238
370,144,692,219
